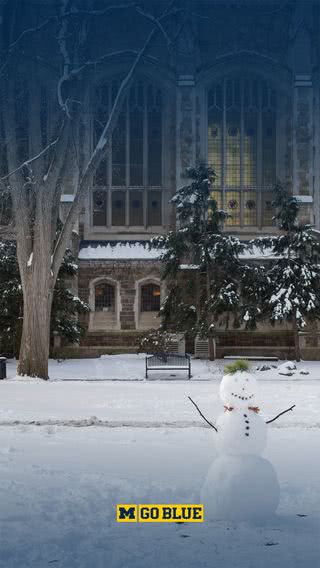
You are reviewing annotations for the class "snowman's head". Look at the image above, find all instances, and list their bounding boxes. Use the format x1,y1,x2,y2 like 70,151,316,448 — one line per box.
220,369,258,408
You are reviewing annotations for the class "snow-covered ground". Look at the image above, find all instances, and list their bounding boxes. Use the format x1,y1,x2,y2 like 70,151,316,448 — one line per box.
5,353,320,382
0,355,319,567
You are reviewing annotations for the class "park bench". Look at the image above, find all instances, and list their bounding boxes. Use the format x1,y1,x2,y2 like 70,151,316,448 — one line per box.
145,353,191,379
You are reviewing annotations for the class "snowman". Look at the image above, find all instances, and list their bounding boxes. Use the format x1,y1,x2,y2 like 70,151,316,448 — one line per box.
189,360,295,521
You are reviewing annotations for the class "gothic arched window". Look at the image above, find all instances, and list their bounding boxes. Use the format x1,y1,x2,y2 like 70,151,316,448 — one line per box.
94,282,115,312
141,283,161,312
208,77,276,227
93,79,163,228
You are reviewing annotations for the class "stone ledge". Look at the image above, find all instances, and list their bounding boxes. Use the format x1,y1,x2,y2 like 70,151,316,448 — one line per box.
51,346,141,358
216,346,296,360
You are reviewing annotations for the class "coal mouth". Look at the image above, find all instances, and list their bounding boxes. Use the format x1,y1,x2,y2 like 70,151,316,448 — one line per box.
231,392,254,401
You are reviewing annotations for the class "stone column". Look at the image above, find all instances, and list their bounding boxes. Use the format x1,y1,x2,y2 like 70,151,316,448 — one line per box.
291,5,314,224
292,73,314,222
119,269,136,330
176,75,197,190
313,75,320,229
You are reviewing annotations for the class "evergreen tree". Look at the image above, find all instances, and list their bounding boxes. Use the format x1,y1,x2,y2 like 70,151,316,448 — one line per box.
0,240,22,356
252,183,320,361
138,329,173,355
151,165,264,358
0,241,89,357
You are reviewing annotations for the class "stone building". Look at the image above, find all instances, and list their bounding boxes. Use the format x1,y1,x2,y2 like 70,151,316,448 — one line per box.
59,0,320,357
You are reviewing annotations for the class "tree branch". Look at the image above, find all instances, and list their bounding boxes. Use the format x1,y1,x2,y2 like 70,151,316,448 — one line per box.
135,6,172,46
0,136,61,182
266,404,296,424
52,3,174,281
0,3,137,75
188,396,218,431
56,4,174,112
1,1,175,83
57,0,71,115
60,3,137,18
2,80,32,272
63,50,153,83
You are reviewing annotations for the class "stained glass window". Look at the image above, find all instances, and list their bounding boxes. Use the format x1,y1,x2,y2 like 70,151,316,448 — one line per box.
208,77,276,227
92,79,163,228
262,191,274,226
226,113,241,188
130,82,144,186
243,113,257,187
112,111,126,186
147,190,162,226
129,190,143,226
225,191,241,226
93,191,107,226
148,86,162,186
112,190,126,226
243,190,257,225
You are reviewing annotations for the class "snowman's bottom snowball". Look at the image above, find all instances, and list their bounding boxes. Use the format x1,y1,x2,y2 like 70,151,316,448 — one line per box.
201,454,280,521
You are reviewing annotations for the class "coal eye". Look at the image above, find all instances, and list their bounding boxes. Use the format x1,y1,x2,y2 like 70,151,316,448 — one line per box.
234,378,238,382
246,378,249,382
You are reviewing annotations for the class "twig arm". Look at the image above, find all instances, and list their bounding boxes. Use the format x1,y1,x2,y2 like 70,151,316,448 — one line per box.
266,404,296,424
188,396,218,432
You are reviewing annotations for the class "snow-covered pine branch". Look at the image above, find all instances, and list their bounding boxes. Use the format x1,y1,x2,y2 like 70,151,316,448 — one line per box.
251,183,320,361
149,164,266,357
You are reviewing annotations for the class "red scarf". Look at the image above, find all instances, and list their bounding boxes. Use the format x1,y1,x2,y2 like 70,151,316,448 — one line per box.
224,406,260,413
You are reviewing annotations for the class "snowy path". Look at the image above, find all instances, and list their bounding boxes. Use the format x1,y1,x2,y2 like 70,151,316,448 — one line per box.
0,426,319,568
5,354,320,382
6,354,222,381
0,376,319,428
0,356,320,567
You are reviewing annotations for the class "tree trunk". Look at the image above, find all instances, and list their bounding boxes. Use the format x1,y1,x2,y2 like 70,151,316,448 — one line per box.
208,336,215,361
18,279,53,379
293,320,301,363
206,270,215,361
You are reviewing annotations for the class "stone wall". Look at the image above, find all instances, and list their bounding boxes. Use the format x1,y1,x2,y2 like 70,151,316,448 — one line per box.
78,259,162,333
215,331,295,360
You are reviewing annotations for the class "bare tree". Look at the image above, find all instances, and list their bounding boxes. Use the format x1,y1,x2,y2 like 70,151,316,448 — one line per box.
0,1,176,378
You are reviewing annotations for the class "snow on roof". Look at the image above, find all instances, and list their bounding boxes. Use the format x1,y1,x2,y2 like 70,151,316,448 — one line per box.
78,241,278,262
79,241,161,261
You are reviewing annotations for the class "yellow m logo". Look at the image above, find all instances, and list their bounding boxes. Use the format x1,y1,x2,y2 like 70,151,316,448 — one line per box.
116,504,137,522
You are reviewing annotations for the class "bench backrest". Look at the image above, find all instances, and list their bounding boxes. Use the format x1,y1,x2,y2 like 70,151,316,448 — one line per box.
146,353,190,367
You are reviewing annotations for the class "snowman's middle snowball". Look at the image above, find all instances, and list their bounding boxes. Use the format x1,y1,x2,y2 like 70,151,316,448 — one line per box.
215,410,267,455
